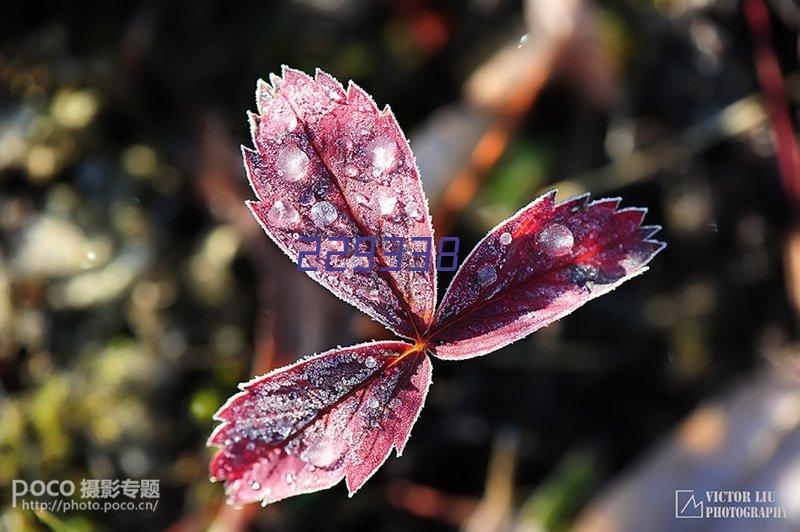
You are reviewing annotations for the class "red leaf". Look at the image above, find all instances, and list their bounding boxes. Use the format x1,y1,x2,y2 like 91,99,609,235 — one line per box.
244,67,436,340
212,67,666,506
208,341,431,505
426,191,665,359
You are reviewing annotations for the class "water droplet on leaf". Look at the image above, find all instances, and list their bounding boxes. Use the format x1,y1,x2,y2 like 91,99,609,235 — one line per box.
404,203,421,221
476,265,497,287
276,146,309,181
266,200,300,228
304,437,346,467
310,201,338,227
298,188,315,206
344,164,359,177
276,422,292,439
284,113,298,131
368,137,396,176
538,223,574,256
499,232,512,245
375,190,397,215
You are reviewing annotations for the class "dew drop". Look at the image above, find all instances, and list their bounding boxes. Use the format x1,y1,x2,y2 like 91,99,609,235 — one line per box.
375,190,397,215
285,473,296,484
276,146,309,181
266,200,300,228
312,181,331,197
404,203,421,221
249,480,261,490
310,201,338,227
365,356,377,369
538,223,574,257
344,164,359,177
298,188,315,206
369,137,397,176
276,422,292,439
499,232,513,246
476,265,497,287
304,437,346,467
517,34,529,48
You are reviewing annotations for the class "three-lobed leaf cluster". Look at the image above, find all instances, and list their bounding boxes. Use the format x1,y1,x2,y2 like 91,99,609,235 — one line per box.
208,67,665,506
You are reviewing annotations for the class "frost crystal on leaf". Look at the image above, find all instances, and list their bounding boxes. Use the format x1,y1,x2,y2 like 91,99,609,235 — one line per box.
210,67,665,506
427,192,666,359
209,342,431,505
243,67,436,340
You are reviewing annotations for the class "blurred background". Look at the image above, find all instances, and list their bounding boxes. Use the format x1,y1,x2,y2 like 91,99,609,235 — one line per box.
2,0,800,530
